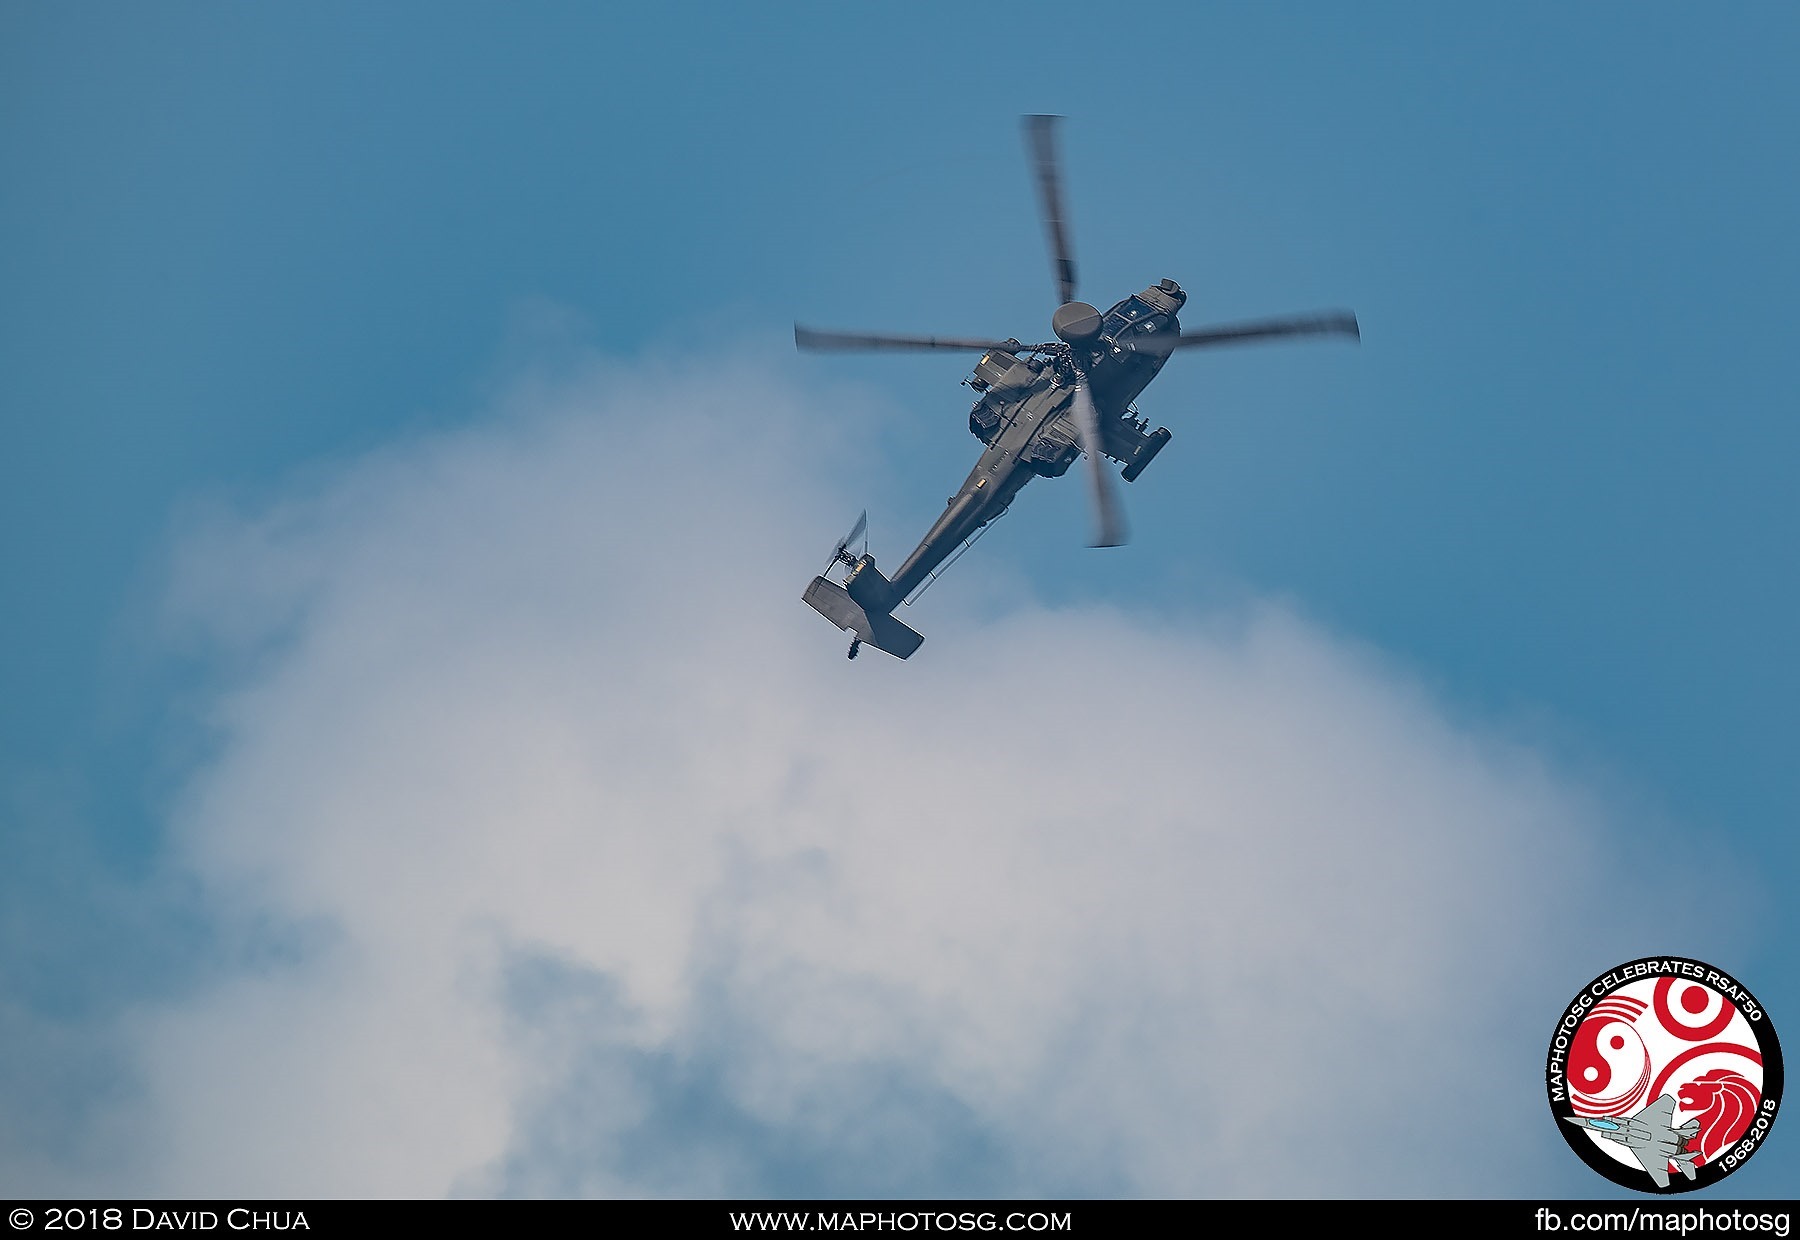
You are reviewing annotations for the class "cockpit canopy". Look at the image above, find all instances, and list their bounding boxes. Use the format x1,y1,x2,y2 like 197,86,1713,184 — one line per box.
1103,279,1186,344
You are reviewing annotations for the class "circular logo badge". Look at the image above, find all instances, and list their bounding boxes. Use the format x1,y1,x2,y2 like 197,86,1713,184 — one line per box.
1546,957,1782,1192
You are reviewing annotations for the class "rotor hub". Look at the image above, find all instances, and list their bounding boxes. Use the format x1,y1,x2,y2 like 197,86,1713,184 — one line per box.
1051,301,1103,344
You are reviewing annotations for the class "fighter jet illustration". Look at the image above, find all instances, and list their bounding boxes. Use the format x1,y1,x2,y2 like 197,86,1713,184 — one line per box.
1564,1095,1702,1188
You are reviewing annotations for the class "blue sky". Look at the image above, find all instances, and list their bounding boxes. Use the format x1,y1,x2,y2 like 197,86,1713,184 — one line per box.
3,3,1795,1198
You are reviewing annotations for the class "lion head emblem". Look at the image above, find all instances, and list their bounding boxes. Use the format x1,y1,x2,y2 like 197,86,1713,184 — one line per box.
1678,1069,1760,1163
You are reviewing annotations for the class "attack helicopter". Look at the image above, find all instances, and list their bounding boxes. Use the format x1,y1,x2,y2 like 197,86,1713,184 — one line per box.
798,115,1359,660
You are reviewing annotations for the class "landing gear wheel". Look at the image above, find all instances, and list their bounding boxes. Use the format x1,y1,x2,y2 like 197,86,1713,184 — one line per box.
847,638,861,660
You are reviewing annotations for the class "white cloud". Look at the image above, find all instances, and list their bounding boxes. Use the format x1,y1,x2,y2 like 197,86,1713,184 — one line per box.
91,347,1655,1196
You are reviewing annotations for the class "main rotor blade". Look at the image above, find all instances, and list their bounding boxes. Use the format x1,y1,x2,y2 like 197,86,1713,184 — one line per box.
796,325,1025,354
1175,311,1361,349
1023,115,1078,307
1069,373,1127,548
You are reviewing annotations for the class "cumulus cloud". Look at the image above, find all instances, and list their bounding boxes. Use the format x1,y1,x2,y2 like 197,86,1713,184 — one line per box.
53,343,1660,1196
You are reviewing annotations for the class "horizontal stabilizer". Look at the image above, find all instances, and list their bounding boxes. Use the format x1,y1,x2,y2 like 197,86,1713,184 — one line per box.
803,577,924,659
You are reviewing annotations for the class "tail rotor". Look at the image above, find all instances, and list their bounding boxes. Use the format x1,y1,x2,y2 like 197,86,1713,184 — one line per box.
826,510,868,576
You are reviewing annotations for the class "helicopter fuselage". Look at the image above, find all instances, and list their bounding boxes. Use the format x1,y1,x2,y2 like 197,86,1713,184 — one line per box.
865,280,1187,605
